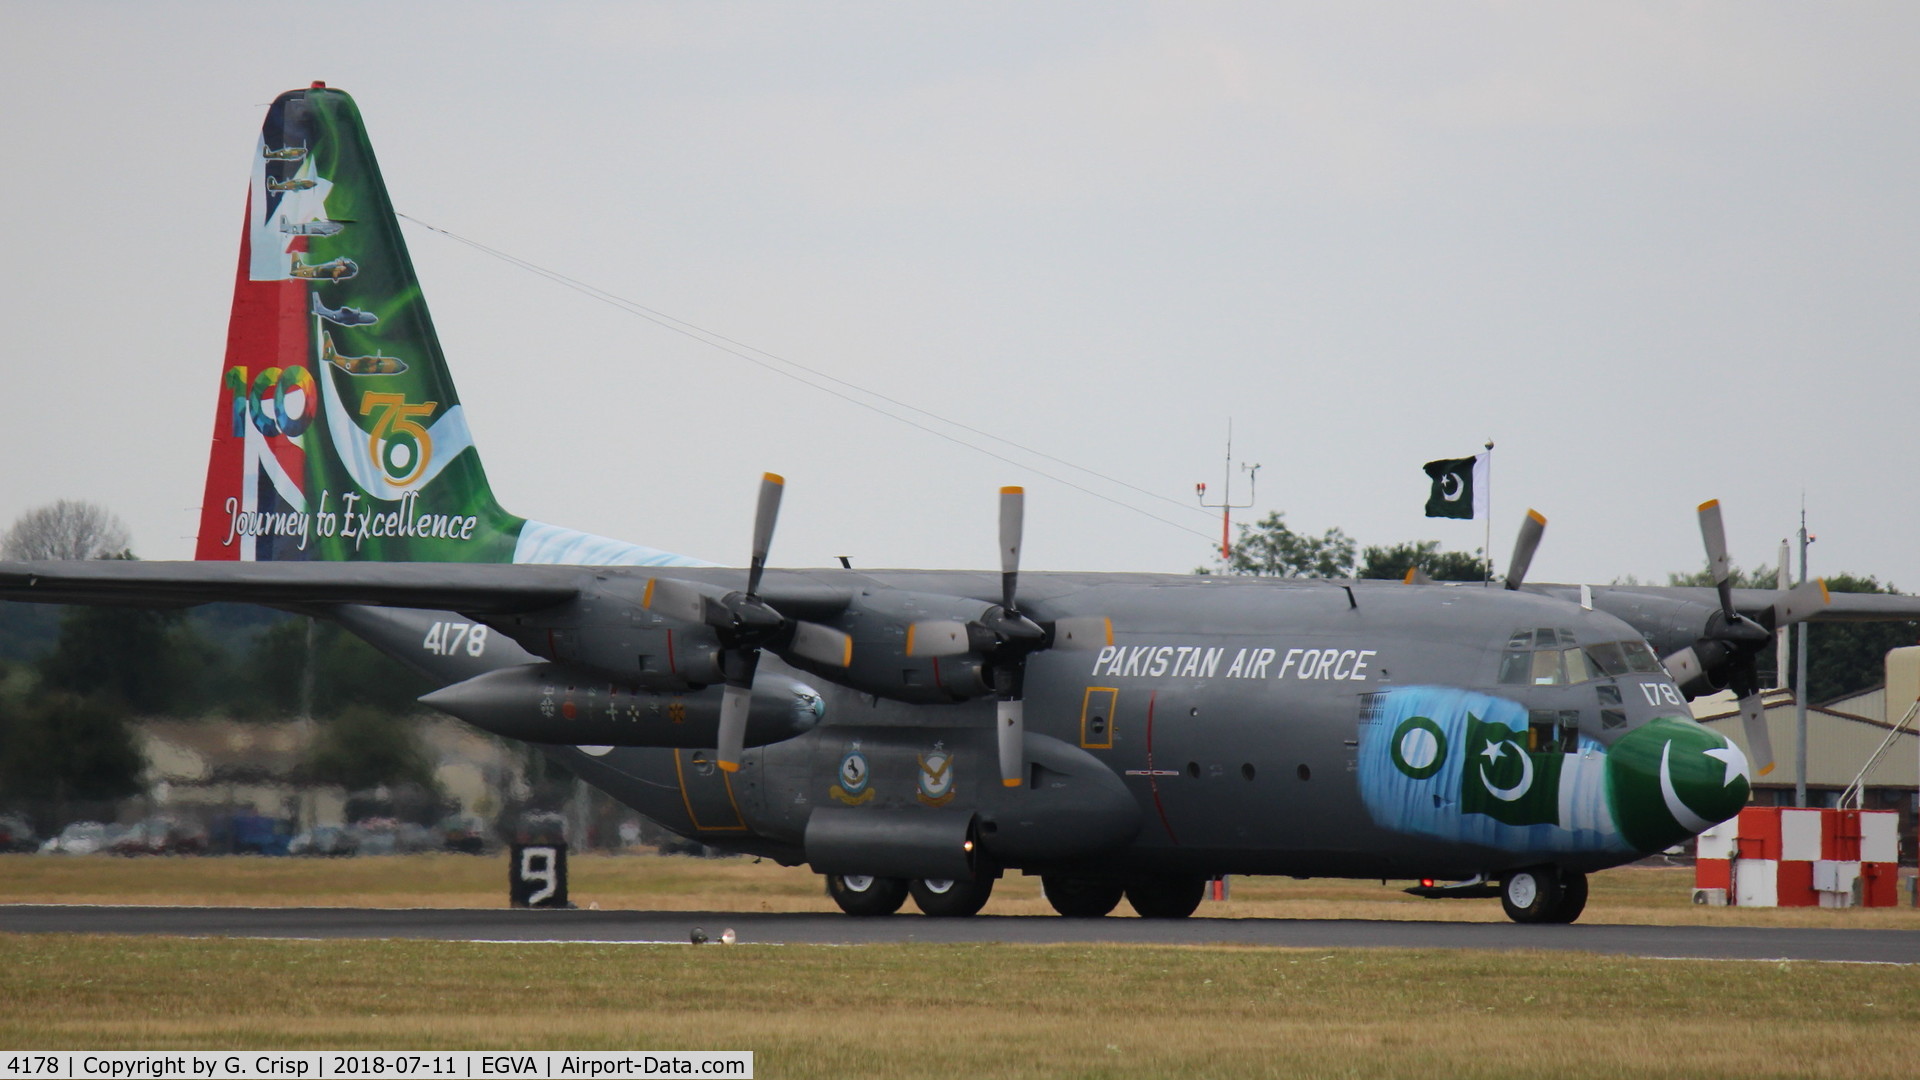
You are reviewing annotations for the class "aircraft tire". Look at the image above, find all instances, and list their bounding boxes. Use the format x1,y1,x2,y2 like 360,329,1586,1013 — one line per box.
1499,867,1567,924
825,874,909,916
1042,875,1125,917
1124,875,1207,919
909,876,994,917
1544,870,1588,924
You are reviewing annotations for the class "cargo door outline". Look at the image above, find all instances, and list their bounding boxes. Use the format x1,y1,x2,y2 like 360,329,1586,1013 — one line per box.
673,749,749,831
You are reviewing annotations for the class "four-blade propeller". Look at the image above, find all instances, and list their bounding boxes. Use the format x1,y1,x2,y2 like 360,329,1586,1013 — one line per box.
1659,499,1829,776
903,486,1111,788
643,473,852,773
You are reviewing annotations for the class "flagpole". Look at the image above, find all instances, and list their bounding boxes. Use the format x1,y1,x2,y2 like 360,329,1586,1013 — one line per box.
1483,438,1494,585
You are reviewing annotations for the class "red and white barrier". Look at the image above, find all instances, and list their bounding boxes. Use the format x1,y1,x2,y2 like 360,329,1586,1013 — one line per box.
1694,807,1900,907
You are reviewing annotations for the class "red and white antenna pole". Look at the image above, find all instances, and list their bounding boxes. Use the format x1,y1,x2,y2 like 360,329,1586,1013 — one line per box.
1196,420,1259,564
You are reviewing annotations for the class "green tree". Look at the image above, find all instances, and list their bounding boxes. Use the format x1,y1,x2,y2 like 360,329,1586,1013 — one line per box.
230,618,435,719
1792,574,1918,702
1211,512,1356,578
35,606,220,715
0,691,144,819
299,704,438,792
1358,541,1490,582
1666,562,1785,589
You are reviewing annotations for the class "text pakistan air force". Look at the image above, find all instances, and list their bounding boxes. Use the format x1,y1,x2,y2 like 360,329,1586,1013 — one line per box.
1090,643,1376,682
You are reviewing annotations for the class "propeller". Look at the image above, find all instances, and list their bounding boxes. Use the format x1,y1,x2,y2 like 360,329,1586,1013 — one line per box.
1504,509,1547,591
643,473,852,772
904,486,1111,788
1659,500,1830,777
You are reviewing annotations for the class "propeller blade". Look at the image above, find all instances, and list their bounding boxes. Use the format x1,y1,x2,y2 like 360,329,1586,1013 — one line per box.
1050,616,1112,650
996,697,1024,788
1771,578,1831,628
747,473,785,598
644,577,709,625
905,620,971,658
999,486,1024,613
1739,692,1776,777
715,681,754,773
1402,566,1433,586
1697,499,1735,617
788,621,853,667
1662,645,1705,687
1503,509,1547,591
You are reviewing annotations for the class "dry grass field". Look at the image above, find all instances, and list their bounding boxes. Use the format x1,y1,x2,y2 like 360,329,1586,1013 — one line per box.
3,852,1917,928
5,854,1919,1077
2,934,1918,1077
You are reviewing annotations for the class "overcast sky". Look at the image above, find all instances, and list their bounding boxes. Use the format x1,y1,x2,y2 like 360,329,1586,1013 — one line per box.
2,3,1915,587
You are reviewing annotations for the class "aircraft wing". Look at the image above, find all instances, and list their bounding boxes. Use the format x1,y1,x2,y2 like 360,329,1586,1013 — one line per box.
0,560,584,614
1530,584,1920,623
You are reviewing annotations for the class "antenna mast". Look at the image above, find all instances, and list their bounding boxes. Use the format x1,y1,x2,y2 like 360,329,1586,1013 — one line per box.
1196,420,1260,564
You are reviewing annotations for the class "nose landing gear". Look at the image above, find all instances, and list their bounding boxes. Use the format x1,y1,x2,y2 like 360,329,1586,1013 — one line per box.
1500,866,1588,924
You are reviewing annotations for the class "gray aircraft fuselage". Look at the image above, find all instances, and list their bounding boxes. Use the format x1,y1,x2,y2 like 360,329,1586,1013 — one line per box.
334,566,1744,885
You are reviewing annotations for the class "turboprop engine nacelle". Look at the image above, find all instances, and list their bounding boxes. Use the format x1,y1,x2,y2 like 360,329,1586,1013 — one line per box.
420,663,825,749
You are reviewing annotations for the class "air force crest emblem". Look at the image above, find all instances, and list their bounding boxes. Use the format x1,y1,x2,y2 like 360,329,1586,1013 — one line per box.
831,746,875,805
917,748,956,806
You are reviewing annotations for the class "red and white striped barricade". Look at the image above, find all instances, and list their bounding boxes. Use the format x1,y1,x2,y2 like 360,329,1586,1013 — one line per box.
1692,807,1900,907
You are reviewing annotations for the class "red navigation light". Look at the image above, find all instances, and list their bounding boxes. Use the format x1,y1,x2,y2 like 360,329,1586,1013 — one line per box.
1420,878,1436,889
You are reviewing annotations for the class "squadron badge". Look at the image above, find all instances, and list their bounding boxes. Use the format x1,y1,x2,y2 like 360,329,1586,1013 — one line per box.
917,746,956,807
831,746,875,805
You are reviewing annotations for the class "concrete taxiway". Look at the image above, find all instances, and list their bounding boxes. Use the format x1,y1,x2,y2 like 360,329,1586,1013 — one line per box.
2,905,1913,963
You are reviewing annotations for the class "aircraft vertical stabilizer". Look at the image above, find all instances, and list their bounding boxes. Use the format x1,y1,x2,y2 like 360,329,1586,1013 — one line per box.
196,85,701,569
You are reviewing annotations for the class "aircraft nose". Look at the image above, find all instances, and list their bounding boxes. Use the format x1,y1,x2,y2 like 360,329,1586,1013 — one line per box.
1605,717,1750,854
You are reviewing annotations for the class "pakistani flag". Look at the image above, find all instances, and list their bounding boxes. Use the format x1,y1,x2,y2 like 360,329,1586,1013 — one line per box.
1423,453,1489,519
1458,713,1563,827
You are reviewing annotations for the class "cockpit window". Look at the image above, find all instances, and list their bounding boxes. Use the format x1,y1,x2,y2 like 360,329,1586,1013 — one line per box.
1528,650,1563,685
1499,635,1660,687
1620,640,1662,673
1584,641,1628,676
1560,648,1592,685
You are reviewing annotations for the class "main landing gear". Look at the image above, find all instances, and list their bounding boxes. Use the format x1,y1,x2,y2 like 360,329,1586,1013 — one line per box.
823,872,1211,919
824,874,996,917
1041,874,1207,919
1499,866,1588,924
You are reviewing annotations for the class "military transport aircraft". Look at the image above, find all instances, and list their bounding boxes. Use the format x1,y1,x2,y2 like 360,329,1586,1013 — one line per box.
5,85,1914,924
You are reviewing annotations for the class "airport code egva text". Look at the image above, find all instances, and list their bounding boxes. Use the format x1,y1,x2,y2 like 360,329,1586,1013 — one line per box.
2,1053,751,1079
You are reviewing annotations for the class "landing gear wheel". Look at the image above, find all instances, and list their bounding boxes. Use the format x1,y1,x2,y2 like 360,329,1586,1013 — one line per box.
910,876,994,917
1125,875,1207,919
1548,870,1588,924
1042,875,1125,917
825,874,908,916
1500,867,1586,924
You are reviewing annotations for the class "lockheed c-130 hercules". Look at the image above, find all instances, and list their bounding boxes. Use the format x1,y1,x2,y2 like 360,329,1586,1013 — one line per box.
7,85,1916,924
